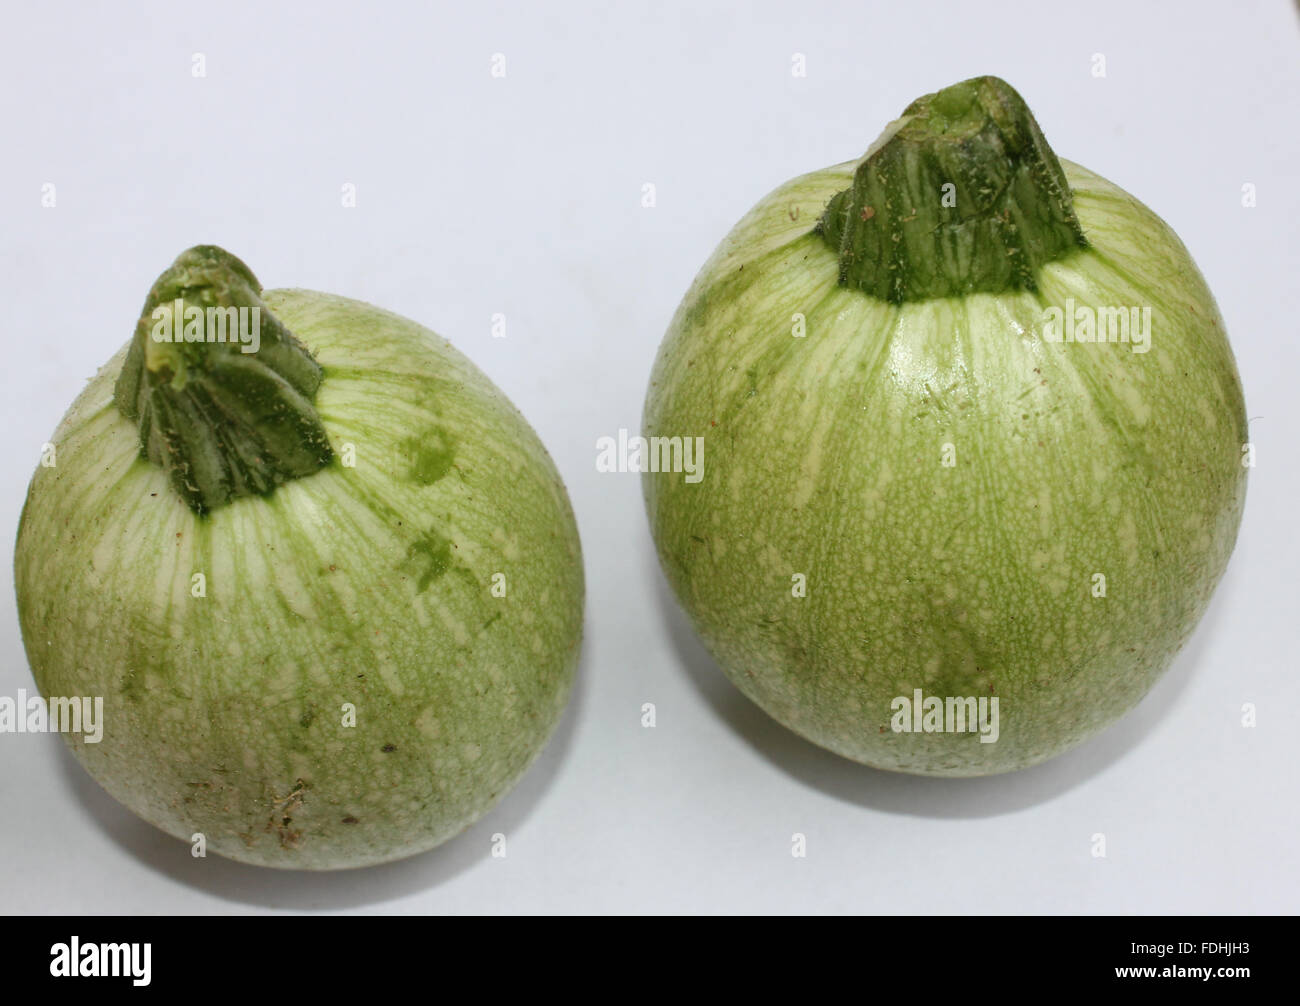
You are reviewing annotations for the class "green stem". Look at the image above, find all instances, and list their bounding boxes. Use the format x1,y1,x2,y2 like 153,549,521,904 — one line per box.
114,245,333,514
816,76,1088,304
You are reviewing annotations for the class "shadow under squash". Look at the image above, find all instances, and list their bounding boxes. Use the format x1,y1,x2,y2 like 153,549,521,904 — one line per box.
57,630,592,910
651,540,1229,818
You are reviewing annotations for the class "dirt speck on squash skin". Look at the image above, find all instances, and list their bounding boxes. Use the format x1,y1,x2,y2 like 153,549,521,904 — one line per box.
273,824,303,850
267,779,309,850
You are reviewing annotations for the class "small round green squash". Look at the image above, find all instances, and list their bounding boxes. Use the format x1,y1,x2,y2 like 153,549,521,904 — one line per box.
16,246,584,868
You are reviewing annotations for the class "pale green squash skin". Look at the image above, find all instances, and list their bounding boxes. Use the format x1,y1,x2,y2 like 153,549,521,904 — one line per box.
16,290,584,868
644,159,1247,775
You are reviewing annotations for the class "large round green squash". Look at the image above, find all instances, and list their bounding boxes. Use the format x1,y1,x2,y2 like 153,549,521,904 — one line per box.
643,77,1247,775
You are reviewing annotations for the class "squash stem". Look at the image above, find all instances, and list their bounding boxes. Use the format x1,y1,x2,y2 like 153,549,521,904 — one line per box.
114,246,333,514
816,76,1088,304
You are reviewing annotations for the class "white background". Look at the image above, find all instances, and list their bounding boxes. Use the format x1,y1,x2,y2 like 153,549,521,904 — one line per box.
1,1,1297,914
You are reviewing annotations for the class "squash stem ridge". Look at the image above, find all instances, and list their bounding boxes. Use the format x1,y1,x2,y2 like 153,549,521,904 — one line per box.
816,75,1088,304
113,245,334,514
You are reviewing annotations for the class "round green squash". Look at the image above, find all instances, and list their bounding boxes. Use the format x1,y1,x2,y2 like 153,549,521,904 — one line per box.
643,77,1247,775
16,247,584,868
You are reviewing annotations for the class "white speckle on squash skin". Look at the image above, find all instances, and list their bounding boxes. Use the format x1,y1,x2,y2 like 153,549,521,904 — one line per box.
415,707,441,738
431,600,470,647
792,407,834,509
1115,382,1151,425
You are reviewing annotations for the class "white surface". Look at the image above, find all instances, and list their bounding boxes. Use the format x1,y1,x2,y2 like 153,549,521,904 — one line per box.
1,0,1297,914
